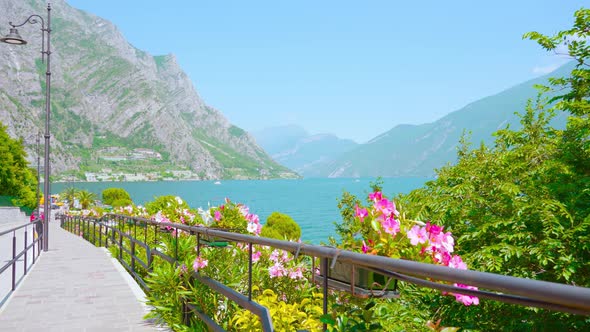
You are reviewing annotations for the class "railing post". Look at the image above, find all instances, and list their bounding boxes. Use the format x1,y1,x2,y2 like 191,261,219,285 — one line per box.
12,231,16,291
248,242,253,301
24,228,28,275
147,247,153,272
154,224,158,247
322,257,329,332
99,222,102,247
131,240,136,275
105,224,109,248
38,221,42,254
39,222,43,251
93,220,96,245
112,223,116,247
32,224,36,264
174,226,179,261
181,300,189,325
119,232,123,261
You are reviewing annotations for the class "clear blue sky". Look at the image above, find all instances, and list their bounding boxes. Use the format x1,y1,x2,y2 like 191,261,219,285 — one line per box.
67,0,584,143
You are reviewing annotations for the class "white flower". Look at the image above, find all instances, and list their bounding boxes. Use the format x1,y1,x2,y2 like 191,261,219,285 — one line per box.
247,222,257,234
198,207,213,226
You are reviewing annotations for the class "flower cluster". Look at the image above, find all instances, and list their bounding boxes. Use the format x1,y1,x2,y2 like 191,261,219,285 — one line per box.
266,249,306,280
117,204,150,218
141,196,204,232
193,255,208,272
209,199,261,236
351,190,479,306
407,222,479,305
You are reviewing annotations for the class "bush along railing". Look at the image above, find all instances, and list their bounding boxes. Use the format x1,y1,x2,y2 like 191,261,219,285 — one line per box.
0,219,43,307
60,211,590,331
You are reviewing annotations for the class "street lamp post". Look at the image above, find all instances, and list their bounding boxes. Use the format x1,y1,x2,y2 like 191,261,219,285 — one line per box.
1,3,52,252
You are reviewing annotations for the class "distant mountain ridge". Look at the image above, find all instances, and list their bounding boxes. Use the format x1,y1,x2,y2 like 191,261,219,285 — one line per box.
315,62,573,177
0,0,297,180
254,125,358,177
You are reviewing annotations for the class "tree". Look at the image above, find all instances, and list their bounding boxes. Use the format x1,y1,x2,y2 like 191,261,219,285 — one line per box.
77,190,96,210
524,8,590,222
396,9,590,328
61,186,79,206
261,212,301,241
0,123,37,209
102,187,132,207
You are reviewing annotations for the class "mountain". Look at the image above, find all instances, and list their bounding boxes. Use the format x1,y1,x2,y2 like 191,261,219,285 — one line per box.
316,62,573,178
0,0,297,180
253,125,358,177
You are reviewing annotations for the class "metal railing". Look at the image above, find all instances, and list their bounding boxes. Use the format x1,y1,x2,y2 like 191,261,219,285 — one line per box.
0,220,43,307
61,214,590,331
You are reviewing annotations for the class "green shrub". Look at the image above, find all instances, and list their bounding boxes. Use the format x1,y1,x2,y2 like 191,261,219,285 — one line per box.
102,188,131,206
261,212,301,241
110,198,132,208
145,195,188,215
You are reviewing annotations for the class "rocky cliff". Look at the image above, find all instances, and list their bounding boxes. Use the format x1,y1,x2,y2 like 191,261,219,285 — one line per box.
0,0,297,180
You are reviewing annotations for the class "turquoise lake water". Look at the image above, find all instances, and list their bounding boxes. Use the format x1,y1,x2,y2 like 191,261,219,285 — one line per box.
52,178,429,243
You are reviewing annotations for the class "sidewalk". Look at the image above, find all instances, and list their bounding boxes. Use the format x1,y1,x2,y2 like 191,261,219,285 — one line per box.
0,219,163,332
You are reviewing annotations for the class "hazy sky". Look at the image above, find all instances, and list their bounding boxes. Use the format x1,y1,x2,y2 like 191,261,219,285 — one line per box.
67,0,583,143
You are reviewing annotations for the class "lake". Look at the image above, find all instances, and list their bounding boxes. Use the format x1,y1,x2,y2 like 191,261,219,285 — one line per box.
52,178,429,243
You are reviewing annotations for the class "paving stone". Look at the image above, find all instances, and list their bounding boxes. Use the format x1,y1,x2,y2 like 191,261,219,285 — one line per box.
0,221,165,331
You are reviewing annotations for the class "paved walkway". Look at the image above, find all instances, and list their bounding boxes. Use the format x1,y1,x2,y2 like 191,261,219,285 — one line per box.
0,219,163,332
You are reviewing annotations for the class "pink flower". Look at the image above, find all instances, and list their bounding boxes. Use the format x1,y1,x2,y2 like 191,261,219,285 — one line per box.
252,251,262,263
269,263,286,278
270,250,280,263
214,210,222,221
354,205,369,222
288,267,304,280
362,240,370,254
178,264,188,275
433,251,452,265
440,232,455,253
192,256,208,272
281,251,291,263
369,191,383,202
426,222,443,236
448,255,467,270
407,225,428,246
238,204,249,217
429,230,454,254
247,213,259,224
381,216,400,236
374,198,399,216
452,283,480,306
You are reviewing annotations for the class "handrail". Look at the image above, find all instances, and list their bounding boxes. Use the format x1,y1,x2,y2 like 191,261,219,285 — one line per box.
0,219,43,307
0,221,37,236
134,216,590,315
61,213,590,332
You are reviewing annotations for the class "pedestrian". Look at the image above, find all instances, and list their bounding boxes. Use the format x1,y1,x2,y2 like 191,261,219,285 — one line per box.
35,212,44,243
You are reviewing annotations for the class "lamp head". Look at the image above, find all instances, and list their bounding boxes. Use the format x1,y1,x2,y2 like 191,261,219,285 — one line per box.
0,27,27,45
